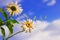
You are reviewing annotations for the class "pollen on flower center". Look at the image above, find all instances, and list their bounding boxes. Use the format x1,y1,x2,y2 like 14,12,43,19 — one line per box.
25,21,32,28
26,23,30,27
10,6,16,11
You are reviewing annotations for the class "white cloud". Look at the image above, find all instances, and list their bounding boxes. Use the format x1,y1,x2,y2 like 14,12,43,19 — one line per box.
0,19,60,40
47,0,56,6
0,0,22,6
33,20,49,31
45,19,60,31
43,0,56,6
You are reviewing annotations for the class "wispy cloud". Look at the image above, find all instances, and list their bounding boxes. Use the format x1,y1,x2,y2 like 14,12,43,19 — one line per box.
47,0,56,6
43,0,56,6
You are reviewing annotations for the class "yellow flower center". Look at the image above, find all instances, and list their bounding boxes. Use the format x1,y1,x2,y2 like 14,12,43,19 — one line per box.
25,21,32,28
10,6,16,11
26,23,30,27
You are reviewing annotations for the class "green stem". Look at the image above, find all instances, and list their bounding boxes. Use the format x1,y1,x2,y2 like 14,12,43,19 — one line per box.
5,31,23,40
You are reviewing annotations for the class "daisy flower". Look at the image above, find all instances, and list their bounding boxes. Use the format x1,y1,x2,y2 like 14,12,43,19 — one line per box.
6,1,23,16
21,19,34,33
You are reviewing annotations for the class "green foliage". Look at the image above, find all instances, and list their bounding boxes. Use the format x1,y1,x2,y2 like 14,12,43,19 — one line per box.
7,19,19,24
0,8,21,40
6,19,19,35
0,18,2,21
0,8,8,20
0,8,19,35
6,21,13,35
1,27,5,36
0,18,4,26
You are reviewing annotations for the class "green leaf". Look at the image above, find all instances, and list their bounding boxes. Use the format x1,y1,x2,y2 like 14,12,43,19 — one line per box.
0,18,2,21
1,27,5,36
6,22,13,35
0,8,8,20
7,19,19,24
0,18,4,26
6,19,19,35
6,20,13,35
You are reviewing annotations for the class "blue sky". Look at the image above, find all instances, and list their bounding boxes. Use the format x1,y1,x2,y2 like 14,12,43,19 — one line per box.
0,0,60,40
0,0,60,21
20,0,60,21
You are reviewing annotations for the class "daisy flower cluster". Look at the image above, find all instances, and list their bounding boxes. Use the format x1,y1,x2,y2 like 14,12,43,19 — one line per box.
6,1,35,33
